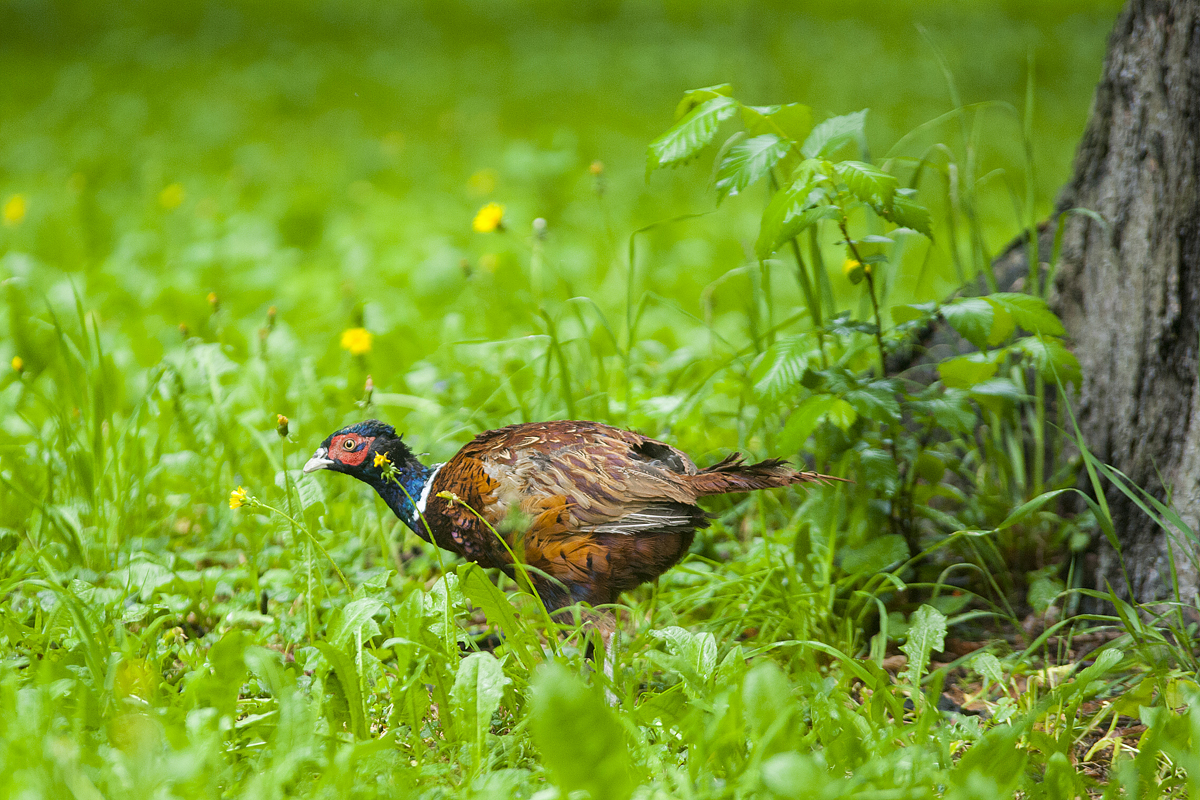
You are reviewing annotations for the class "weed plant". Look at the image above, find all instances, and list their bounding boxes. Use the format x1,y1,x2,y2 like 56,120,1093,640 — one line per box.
2,4,1197,799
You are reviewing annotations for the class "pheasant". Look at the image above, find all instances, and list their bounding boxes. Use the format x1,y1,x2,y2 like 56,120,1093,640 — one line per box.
303,419,838,662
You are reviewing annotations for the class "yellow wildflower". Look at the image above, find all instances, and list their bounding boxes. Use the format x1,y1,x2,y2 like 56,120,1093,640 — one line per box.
229,487,249,509
340,327,372,356
11,356,23,372
843,258,871,282
3,195,26,226
276,414,289,437
472,202,505,233
373,452,392,468
159,183,185,210
589,161,604,176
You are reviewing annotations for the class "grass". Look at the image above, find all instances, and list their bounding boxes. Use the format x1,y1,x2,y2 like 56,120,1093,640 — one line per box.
3,2,1198,798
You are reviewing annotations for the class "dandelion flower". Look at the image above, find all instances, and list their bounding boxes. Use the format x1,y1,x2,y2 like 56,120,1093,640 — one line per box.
276,414,289,437
159,183,185,210
11,356,23,372
373,452,391,468
229,487,249,509
3,195,26,226
340,327,372,356
472,202,505,233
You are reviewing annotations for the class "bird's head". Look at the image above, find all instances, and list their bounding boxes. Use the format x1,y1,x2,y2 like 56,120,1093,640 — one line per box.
302,419,411,481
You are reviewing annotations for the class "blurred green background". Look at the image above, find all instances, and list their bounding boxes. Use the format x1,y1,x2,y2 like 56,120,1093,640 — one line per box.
3,1,1118,430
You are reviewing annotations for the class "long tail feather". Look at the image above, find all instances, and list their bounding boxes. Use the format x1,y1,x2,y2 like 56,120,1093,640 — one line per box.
687,453,847,497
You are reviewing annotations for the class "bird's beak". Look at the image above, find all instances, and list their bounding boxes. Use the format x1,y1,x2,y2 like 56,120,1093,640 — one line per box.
303,447,334,474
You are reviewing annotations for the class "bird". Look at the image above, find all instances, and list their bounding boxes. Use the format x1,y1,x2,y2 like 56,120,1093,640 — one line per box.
303,418,840,664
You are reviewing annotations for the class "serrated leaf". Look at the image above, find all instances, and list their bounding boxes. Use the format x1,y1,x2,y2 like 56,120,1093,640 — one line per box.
801,109,868,158
674,83,733,119
938,353,998,389
647,95,738,178
327,597,384,649
450,652,509,746
295,475,325,511
900,605,947,691
458,563,539,669
314,641,367,738
754,335,816,397
942,297,995,349
908,389,976,433
715,134,791,201
756,170,837,258
837,160,897,207
986,293,1065,336
886,193,933,238
826,398,858,431
973,652,1004,686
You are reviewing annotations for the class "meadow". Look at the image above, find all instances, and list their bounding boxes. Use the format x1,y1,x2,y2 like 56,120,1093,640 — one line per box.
2,1,1198,797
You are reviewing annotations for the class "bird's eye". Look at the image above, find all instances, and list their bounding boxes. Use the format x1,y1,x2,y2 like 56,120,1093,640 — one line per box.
342,439,356,451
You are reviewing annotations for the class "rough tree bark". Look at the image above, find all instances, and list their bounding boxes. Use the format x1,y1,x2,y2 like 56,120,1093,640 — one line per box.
1052,0,1200,601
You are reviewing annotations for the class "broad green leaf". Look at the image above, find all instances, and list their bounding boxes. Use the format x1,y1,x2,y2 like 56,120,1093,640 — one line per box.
844,381,901,422
938,353,998,388
1014,336,1082,387
900,604,947,691
763,753,827,797
778,395,839,453
858,446,900,495
986,292,1065,336
891,301,938,325
968,377,1030,414
715,134,791,201
450,651,509,746
886,192,934,238
800,109,867,158
647,95,738,177
531,663,634,800
742,102,813,141
649,626,717,699
295,475,325,511
985,301,1015,345
942,297,995,349
908,389,976,433
743,661,792,737
327,596,383,650
837,160,897,207
826,398,858,431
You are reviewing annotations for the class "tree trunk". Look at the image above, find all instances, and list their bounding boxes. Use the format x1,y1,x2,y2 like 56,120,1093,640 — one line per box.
1052,0,1200,601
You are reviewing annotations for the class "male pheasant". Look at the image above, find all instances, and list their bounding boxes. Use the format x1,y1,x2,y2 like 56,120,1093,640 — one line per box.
303,419,837,647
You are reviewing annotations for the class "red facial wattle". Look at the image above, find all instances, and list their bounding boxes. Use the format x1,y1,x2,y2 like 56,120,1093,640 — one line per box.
329,433,373,467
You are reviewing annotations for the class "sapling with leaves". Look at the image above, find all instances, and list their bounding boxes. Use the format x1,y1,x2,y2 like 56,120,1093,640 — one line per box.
648,85,1084,617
